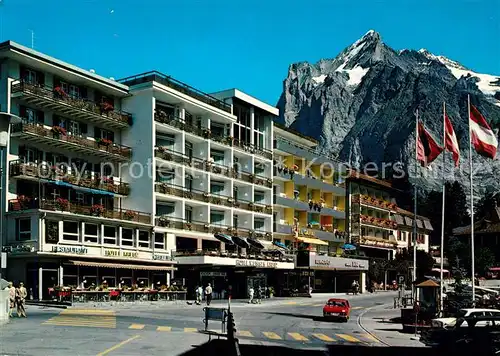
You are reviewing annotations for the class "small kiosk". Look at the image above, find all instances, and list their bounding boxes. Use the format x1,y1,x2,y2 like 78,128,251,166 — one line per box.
401,278,440,332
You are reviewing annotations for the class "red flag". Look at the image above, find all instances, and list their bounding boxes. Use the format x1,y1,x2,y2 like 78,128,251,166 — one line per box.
470,105,498,159
417,122,443,167
444,114,460,167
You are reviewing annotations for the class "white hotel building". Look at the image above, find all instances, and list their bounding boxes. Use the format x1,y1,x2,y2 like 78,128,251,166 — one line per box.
118,74,294,298
0,42,294,300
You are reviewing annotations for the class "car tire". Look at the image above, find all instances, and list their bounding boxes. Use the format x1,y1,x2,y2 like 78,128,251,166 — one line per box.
345,317,349,322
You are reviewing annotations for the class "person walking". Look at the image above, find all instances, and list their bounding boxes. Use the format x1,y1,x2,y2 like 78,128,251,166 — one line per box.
15,282,27,317
205,283,213,306
4,282,16,318
256,285,262,304
194,285,201,305
248,286,254,304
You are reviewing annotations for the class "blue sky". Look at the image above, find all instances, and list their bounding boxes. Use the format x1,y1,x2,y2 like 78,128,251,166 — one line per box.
1,0,499,105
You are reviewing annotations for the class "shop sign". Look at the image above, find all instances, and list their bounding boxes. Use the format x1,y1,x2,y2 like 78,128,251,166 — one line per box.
152,254,171,261
344,261,367,269
200,272,227,277
235,259,278,268
104,249,139,258
52,246,88,254
308,255,368,270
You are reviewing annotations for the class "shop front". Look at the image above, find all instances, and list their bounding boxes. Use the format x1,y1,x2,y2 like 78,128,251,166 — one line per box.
174,255,295,299
296,252,369,293
6,243,177,300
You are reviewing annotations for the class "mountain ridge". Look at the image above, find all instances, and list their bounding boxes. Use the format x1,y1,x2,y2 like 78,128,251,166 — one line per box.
276,30,500,200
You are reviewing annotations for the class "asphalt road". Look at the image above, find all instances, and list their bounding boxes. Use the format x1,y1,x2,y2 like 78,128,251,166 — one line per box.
0,292,396,356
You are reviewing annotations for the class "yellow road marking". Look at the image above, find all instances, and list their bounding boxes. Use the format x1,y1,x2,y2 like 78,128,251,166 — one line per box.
96,335,141,356
43,321,116,328
263,332,282,340
129,324,145,330
157,326,172,332
288,332,308,341
312,333,335,342
351,306,364,310
184,328,198,332
362,333,380,343
63,309,115,315
312,303,324,307
285,301,297,305
336,334,360,343
237,330,254,337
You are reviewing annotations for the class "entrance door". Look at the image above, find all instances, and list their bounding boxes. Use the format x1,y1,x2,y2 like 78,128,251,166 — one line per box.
42,270,58,300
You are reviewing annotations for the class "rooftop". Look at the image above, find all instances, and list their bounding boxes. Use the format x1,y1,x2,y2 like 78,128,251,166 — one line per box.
211,88,279,117
117,71,232,114
0,40,129,95
273,121,318,145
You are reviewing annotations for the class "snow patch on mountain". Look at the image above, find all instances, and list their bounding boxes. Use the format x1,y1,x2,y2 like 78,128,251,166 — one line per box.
312,74,327,85
340,65,369,86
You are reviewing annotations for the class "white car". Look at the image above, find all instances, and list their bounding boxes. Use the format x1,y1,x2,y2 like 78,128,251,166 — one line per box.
431,308,500,329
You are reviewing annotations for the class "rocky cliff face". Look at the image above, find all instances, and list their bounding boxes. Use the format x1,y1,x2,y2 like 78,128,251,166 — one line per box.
276,30,500,199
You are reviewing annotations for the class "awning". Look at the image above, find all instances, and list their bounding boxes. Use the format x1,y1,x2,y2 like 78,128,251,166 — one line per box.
392,215,404,225
431,268,450,273
69,260,176,271
296,236,329,246
53,180,115,196
231,235,250,249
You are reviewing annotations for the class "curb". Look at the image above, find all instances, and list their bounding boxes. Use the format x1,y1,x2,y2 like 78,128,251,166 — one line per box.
356,303,393,347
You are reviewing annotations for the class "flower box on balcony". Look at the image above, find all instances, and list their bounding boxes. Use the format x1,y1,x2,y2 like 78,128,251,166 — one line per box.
52,126,67,136
55,198,69,211
90,204,105,216
123,210,137,221
97,138,113,146
53,87,67,98
100,102,114,114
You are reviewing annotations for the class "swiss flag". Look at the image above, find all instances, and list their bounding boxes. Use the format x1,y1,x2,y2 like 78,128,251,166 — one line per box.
470,105,498,159
444,114,460,167
417,122,443,167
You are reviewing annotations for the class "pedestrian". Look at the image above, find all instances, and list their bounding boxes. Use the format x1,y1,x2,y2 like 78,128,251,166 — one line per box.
248,286,254,304
256,285,262,304
15,282,27,318
4,282,16,318
205,283,213,306
195,285,201,305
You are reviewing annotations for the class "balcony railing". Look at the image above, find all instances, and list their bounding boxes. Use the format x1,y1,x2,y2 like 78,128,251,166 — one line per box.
118,71,232,113
274,223,293,234
358,214,398,230
154,146,269,187
173,249,294,262
9,160,130,195
154,112,272,160
11,81,132,128
154,182,272,215
8,197,151,224
352,194,397,211
12,120,132,161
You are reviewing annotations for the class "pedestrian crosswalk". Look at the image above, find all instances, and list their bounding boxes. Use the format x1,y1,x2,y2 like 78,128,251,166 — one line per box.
40,309,379,345
42,309,116,328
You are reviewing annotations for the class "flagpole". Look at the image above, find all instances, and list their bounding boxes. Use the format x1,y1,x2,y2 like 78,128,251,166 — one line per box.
468,94,476,304
413,109,418,297
440,102,446,315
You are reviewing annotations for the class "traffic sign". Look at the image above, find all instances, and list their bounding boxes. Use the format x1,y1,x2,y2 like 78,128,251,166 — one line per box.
397,274,405,285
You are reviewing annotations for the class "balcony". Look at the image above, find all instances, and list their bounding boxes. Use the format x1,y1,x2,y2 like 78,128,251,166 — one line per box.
154,147,267,187
353,235,398,249
8,197,151,224
118,71,232,113
352,194,397,211
154,182,272,215
173,249,295,263
274,138,341,166
273,167,345,195
274,223,293,235
154,113,272,160
9,160,130,196
358,214,398,230
273,195,309,211
11,121,132,161
11,82,132,129
298,226,345,242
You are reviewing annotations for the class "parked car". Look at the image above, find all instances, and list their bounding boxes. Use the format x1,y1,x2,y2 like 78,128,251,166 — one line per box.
431,308,500,329
322,298,351,322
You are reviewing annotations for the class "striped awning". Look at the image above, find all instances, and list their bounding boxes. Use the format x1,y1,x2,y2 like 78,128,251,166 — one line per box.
392,215,404,225
296,237,329,246
69,260,176,271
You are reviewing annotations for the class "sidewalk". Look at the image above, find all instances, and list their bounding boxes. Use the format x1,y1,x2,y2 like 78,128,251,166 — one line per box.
358,303,425,347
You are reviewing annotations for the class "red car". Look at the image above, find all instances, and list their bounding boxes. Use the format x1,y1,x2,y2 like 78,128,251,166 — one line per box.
322,298,351,322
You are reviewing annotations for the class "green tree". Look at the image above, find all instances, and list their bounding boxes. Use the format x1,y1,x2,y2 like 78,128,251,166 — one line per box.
475,189,500,220
474,247,496,275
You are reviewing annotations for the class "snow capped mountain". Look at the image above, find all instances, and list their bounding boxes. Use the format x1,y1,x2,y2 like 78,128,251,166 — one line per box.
276,30,500,201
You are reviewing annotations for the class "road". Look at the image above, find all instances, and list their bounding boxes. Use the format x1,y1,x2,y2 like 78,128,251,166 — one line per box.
0,292,395,355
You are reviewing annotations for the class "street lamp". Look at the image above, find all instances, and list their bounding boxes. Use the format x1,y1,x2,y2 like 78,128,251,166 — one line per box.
0,112,22,278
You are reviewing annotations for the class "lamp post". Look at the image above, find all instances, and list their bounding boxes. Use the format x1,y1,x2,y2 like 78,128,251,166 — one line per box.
0,112,22,279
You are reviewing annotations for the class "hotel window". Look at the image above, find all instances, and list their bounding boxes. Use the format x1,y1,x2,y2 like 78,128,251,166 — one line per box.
154,233,165,250
156,102,176,118
185,175,193,191
84,223,99,243
103,226,117,245
210,149,225,164
138,230,150,248
233,215,238,229
157,134,176,149
62,221,79,242
210,181,225,196
94,127,115,142
122,228,134,247
157,169,175,184
254,131,264,149
157,203,175,216
16,218,31,241
61,82,80,99
211,121,226,138
254,191,265,204
185,207,193,223
67,120,87,137
254,218,265,232
254,162,265,176
210,211,225,226
185,141,193,159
